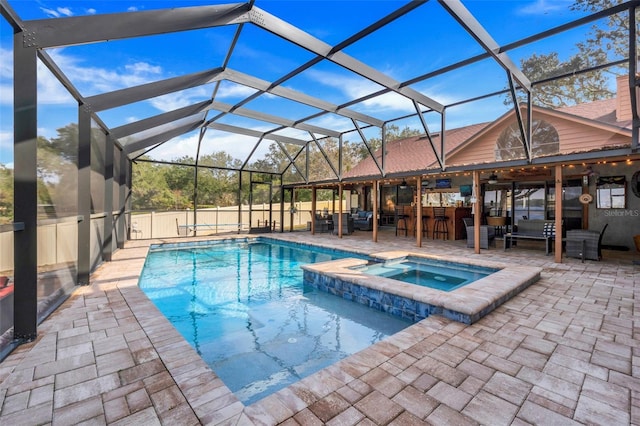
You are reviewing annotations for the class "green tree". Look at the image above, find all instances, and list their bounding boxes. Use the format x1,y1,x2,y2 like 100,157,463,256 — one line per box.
131,159,175,210
519,52,612,108
571,0,629,64
198,152,243,207
346,124,423,163
511,0,626,108
0,165,13,224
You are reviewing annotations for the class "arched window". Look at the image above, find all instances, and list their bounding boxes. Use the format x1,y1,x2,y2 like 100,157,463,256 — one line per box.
495,119,559,161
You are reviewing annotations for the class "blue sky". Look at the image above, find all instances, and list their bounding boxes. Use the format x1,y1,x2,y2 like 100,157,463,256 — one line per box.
0,0,602,168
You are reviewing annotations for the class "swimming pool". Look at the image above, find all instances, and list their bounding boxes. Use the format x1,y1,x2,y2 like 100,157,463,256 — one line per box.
351,257,498,291
138,238,410,405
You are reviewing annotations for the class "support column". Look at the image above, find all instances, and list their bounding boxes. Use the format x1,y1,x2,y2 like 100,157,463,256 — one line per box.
279,185,284,233
117,150,127,249
13,36,38,340
337,184,343,238
103,134,114,262
372,180,378,243
416,176,422,247
78,106,91,285
311,187,317,234
555,165,563,263
473,170,481,254
237,172,242,234
289,188,295,232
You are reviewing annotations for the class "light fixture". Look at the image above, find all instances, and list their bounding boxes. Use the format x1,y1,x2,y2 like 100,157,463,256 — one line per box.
488,173,498,184
399,179,408,189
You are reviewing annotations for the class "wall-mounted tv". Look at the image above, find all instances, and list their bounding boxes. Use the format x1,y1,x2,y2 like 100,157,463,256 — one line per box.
435,178,451,189
459,184,473,197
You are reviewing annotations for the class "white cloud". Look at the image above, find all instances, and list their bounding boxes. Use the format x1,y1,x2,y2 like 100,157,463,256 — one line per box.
149,86,210,112
127,6,138,12
145,125,269,162
125,62,162,75
37,61,76,105
0,48,12,106
216,84,258,99
40,6,74,17
304,69,435,115
86,8,96,15
0,130,12,154
57,7,73,17
40,7,60,17
144,132,200,161
0,84,11,106
517,0,571,16
46,49,163,95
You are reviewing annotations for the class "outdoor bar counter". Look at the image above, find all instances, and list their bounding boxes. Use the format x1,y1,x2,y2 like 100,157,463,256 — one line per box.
402,206,472,240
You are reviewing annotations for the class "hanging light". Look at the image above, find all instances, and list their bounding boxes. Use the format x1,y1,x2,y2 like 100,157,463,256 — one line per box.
399,179,408,189
488,173,498,184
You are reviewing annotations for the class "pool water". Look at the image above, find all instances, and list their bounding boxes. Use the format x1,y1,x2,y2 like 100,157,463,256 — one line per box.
139,239,410,405
355,257,497,291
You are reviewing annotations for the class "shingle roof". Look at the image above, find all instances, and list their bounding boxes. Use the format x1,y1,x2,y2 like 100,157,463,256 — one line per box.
556,98,631,129
344,122,488,179
344,95,630,180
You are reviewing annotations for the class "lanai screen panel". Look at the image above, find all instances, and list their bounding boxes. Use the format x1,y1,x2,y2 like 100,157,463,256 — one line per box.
0,16,14,357
281,143,308,185
36,61,80,317
223,20,317,83
42,26,233,98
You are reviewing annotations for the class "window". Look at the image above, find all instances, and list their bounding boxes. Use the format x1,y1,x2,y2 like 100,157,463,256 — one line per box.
495,119,559,161
596,176,626,208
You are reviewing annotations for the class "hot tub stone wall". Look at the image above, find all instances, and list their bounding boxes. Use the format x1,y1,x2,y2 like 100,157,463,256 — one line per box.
303,270,472,324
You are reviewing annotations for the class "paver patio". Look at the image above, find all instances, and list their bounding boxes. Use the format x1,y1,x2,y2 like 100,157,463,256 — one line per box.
0,230,637,425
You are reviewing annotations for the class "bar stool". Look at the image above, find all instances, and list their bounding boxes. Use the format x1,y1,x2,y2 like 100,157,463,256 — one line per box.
395,207,408,236
432,207,449,240
414,207,429,237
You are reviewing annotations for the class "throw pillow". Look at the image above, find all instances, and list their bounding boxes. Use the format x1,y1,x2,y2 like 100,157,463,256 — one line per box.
543,222,555,237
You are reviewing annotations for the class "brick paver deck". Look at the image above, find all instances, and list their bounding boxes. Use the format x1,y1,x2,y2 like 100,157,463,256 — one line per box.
1,230,637,425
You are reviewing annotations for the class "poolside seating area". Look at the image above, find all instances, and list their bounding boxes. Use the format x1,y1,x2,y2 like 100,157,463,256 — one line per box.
0,229,636,425
504,219,560,255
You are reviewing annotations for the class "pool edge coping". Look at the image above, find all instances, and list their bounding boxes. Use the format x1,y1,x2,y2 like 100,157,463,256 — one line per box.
301,250,542,324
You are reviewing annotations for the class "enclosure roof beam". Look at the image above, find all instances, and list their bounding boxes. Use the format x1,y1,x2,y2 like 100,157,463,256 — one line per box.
248,6,444,113
111,100,212,139
123,120,203,154
207,101,342,138
438,0,531,91
221,68,383,127
85,68,223,112
0,0,23,32
207,122,307,145
22,3,251,48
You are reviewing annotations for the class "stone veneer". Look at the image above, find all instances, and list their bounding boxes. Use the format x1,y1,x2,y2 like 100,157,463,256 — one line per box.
302,251,541,324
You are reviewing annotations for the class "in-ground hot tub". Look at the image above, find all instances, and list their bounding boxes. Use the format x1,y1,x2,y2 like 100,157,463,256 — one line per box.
302,250,541,324
349,256,499,292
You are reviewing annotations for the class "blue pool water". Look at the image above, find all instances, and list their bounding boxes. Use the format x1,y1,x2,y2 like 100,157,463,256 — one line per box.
139,238,410,405
354,257,498,291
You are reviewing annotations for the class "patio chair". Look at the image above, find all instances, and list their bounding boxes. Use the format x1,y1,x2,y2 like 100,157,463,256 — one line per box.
463,217,495,249
332,212,354,235
565,224,608,262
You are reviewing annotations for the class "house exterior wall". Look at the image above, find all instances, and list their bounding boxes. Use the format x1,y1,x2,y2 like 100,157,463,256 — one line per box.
446,111,630,167
616,75,632,122
584,162,640,252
